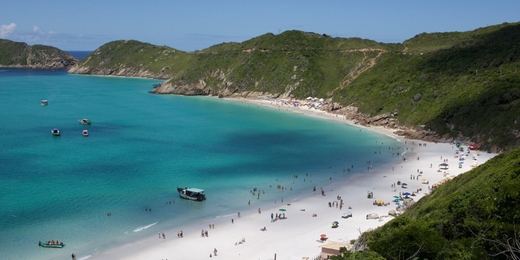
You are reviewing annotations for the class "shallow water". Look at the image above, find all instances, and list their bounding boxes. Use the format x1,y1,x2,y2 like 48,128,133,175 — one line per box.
0,68,402,259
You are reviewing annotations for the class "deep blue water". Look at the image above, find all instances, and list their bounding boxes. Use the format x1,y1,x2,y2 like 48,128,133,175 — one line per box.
67,51,92,60
0,69,403,260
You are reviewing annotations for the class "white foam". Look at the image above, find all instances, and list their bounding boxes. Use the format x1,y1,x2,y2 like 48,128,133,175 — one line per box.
133,222,158,232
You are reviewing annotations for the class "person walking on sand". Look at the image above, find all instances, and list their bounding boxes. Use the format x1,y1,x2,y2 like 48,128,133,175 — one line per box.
214,248,218,256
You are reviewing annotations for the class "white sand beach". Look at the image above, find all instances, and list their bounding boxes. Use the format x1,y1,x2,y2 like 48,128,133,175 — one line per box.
87,98,497,260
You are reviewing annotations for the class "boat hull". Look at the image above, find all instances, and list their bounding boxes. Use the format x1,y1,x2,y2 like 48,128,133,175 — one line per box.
177,187,206,201
39,243,65,248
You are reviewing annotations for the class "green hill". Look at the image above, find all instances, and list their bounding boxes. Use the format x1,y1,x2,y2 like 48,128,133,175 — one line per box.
69,22,520,151
345,146,520,260
0,39,78,69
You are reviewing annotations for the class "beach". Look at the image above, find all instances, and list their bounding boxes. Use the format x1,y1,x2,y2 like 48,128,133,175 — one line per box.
85,97,497,260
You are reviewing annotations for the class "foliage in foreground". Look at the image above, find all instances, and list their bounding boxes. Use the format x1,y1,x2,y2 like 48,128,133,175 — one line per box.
359,147,520,259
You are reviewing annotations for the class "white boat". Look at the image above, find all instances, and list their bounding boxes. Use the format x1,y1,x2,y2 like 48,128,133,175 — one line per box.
177,187,206,201
82,130,89,137
51,128,61,136
79,118,91,125
41,100,48,106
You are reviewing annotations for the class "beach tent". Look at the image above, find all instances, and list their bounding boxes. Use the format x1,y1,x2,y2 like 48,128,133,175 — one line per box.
366,213,379,219
341,211,352,218
439,163,449,170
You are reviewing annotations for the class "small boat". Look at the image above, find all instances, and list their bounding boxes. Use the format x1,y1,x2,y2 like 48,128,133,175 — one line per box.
82,130,89,137
38,241,65,248
177,187,206,201
51,128,61,136
41,100,48,106
79,118,91,125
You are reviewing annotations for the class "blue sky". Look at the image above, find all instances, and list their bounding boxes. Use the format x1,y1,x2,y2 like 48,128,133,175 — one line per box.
1,0,518,51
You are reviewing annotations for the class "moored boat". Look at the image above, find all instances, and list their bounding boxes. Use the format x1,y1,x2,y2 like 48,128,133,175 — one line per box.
82,130,89,137
51,128,61,136
79,118,91,125
41,100,48,106
38,240,65,248
177,187,206,201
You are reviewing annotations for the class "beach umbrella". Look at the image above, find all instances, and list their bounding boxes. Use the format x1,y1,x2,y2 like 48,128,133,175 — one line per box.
403,192,411,196
279,208,286,212
320,234,327,237
393,195,400,199
332,221,339,225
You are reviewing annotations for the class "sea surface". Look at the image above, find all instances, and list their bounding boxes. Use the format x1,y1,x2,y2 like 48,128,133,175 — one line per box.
0,68,403,260
67,51,92,60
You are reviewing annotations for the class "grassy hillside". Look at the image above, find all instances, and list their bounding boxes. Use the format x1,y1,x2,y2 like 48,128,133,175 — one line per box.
71,40,195,79
0,39,77,69
336,22,520,150
167,31,393,98
353,147,520,260
72,22,520,151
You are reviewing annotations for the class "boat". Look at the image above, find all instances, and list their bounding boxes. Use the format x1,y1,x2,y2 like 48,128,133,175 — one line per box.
177,187,206,201
41,100,48,106
82,130,89,137
38,241,65,248
78,118,91,125
51,128,61,136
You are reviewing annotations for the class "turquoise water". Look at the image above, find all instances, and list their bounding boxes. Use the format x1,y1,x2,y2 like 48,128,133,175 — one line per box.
0,68,402,260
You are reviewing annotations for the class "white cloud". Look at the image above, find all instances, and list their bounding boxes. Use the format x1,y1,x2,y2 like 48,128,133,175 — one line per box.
33,26,40,33
0,23,16,38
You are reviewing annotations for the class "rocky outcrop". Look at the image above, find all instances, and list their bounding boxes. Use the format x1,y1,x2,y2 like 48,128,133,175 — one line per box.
150,80,211,95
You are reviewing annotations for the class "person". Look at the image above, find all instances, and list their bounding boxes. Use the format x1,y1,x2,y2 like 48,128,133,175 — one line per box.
214,248,218,256
71,253,76,260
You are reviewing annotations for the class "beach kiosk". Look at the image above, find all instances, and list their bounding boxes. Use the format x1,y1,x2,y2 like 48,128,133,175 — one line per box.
320,241,352,259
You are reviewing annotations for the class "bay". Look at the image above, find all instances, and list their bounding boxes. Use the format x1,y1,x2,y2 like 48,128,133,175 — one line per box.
0,68,401,259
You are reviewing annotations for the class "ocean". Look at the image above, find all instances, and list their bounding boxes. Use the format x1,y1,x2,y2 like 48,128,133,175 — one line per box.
0,68,403,259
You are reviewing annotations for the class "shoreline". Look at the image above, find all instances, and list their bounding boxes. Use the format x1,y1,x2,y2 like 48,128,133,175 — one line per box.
86,97,497,260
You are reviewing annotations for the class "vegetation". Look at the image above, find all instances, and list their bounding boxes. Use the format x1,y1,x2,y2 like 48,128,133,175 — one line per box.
0,39,77,68
72,21,520,151
78,40,195,78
